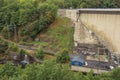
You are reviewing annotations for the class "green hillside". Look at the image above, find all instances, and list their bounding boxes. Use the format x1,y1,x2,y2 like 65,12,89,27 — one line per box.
26,17,74,53
0,0,120,80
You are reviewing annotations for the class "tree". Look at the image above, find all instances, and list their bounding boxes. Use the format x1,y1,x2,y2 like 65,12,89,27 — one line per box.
0,62,22,79
75,72,86,80
19,49,26,55
0,0,4,8
56,49,70,63
86,70,96,80
111,68,120,80
8,42,18,52
99,0,117,8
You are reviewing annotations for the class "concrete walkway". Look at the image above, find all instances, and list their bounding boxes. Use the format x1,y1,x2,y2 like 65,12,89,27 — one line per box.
71,66,109,74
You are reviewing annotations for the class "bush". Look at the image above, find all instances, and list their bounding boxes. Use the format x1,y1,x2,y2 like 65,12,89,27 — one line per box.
0,41,8,53
30,30,37,39
56,49,70,63
36,48,44,59
0,62,22,79
19,49,26,55
1,26,8,39
21,37,27,42
8,43,18,52
21,28,28,36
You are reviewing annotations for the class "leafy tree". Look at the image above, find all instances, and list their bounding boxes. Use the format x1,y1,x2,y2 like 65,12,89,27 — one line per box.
0,62,22,79
56,49,70,63
19,49,26,55
111,68,120,80
75,72,86,80
8,43,18,52
1,26,8,39
99,0,116,8
86,70,96,80
36,60,75,80
0,39,8,53
0,59,120,80
21,64,38,80
0,0,4,8
113,0,120,8
45,0,120,8
0,0,58,41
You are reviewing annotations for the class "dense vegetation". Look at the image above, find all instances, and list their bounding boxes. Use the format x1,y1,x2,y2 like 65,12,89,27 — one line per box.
0,0,120,80
0,0,58,41
0,60,120,80
0,0,120,41
37,17,74,53
37,0,120,8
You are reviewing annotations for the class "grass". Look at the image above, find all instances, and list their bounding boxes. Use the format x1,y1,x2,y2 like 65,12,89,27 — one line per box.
39,17,74,53
19,17,74,54
44,54,55,60
0,16,74,61
30,41,48,46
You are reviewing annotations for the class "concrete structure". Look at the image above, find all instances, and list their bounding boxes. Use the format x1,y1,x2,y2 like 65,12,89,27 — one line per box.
71,66,109,74
58,9,120,55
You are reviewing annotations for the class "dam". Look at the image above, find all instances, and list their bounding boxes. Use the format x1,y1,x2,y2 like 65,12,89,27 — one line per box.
58,9,120,73
58,9,120,56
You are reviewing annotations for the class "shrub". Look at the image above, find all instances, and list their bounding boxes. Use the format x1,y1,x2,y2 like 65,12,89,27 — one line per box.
1,26,8,39
19,49,26,55
0,62,22,79
0,41,8,53
30,30,37,39
56,49,70,63
8,43,18,52
36,48,44,59
21,37,27,42
21,28,28,36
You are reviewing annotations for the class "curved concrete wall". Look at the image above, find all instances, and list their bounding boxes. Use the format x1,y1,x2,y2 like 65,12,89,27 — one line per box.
58,9,120,54
80,10,120,54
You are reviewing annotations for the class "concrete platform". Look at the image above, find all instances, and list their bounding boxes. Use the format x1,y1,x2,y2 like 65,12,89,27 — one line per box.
71,66,109,74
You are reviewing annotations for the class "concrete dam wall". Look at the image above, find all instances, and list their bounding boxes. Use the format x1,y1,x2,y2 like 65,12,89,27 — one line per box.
58,9,120,54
